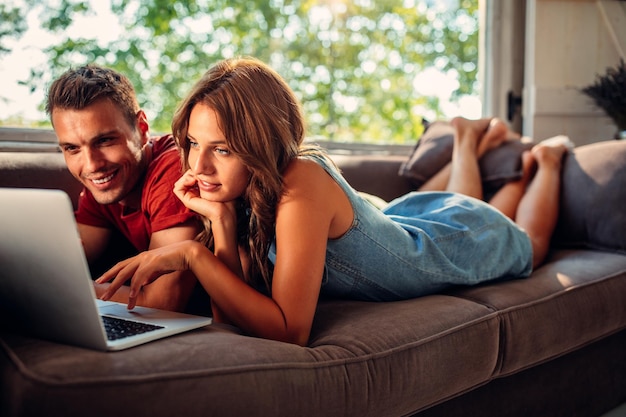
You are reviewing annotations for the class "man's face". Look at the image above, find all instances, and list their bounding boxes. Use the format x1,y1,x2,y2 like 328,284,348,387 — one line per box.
53,99,148,206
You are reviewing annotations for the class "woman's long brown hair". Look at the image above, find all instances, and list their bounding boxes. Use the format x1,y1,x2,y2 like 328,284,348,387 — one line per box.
172,57,327,291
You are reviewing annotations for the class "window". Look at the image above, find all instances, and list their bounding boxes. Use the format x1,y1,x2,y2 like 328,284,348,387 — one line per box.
0,0,480,144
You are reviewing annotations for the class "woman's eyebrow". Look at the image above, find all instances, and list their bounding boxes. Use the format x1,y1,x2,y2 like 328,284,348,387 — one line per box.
187,133,227,145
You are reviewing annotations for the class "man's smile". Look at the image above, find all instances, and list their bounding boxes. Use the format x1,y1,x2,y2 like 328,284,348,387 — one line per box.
85,169,119,188
91,172,116,185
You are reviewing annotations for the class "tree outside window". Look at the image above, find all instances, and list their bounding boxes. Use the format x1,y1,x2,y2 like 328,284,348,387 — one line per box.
0,0,479,144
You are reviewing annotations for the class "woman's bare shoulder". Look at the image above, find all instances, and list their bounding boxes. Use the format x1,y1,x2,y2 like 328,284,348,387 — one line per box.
283,157,331,184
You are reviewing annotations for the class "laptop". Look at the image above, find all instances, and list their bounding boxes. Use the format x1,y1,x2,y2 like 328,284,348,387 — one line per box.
0,187,212,351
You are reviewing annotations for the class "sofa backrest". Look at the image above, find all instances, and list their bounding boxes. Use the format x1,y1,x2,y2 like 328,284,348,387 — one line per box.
2,133,626,256
0,151,415,208
0,152,82,208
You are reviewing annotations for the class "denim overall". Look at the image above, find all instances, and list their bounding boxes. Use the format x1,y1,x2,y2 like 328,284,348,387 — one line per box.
270,154,533,302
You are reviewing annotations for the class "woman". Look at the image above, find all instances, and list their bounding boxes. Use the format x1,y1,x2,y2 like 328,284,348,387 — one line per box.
98,57,567,346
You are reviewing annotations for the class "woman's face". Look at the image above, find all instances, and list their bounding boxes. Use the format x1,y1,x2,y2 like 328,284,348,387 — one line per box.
186,103,250,202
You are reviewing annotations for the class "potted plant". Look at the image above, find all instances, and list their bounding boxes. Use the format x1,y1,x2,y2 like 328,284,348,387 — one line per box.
581,59,626,139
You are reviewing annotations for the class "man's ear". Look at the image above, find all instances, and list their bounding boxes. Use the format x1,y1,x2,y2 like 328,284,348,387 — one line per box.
136,110,150,144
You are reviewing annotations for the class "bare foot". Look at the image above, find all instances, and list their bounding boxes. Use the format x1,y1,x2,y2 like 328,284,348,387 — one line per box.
477,118,508,157
532,141,569,171
451,117,508,157
451,117,490,154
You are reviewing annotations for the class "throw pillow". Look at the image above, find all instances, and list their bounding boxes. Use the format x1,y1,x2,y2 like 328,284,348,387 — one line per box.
552,140,626,254
398,120,534,199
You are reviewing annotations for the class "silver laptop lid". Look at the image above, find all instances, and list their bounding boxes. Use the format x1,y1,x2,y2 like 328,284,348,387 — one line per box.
0,187,109,350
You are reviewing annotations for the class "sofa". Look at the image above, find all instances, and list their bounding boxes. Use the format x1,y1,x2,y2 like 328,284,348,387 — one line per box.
1,128,625,417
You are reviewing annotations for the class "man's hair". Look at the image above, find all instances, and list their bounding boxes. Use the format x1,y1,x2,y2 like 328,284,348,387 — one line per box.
45,64,140,127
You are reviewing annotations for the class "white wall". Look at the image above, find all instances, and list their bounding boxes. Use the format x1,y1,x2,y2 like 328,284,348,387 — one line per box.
523,0,626,145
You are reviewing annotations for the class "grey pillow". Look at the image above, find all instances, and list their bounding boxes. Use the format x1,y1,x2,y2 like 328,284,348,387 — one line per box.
553,140,626,254
398,121,534,198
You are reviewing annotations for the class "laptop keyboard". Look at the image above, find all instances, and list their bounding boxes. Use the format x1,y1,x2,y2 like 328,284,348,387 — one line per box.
102,315,164,341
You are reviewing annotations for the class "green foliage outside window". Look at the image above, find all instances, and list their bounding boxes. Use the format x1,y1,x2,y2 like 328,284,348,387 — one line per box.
0,0,479,143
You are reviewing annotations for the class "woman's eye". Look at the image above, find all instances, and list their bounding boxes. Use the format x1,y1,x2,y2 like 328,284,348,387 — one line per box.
215,147,230,155
188,139,199,149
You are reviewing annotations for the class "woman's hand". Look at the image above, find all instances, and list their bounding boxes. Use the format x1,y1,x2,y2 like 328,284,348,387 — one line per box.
174,170,238,224
173,169,205,215
96,240,202,310
173,169,241,275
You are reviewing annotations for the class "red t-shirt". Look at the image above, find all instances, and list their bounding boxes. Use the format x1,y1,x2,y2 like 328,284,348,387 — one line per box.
74,134,195,251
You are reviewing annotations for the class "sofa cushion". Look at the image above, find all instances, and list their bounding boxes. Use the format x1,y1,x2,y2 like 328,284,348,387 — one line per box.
0,295,499,417
553,140,626,254
397,121,533,197
3,251,625,417
447,249,626,376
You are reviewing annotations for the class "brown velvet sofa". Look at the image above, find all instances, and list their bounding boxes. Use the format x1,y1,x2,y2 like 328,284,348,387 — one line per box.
1,128,625,417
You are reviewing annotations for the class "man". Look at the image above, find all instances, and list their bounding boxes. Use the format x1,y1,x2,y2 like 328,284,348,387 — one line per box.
45,64,202,312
